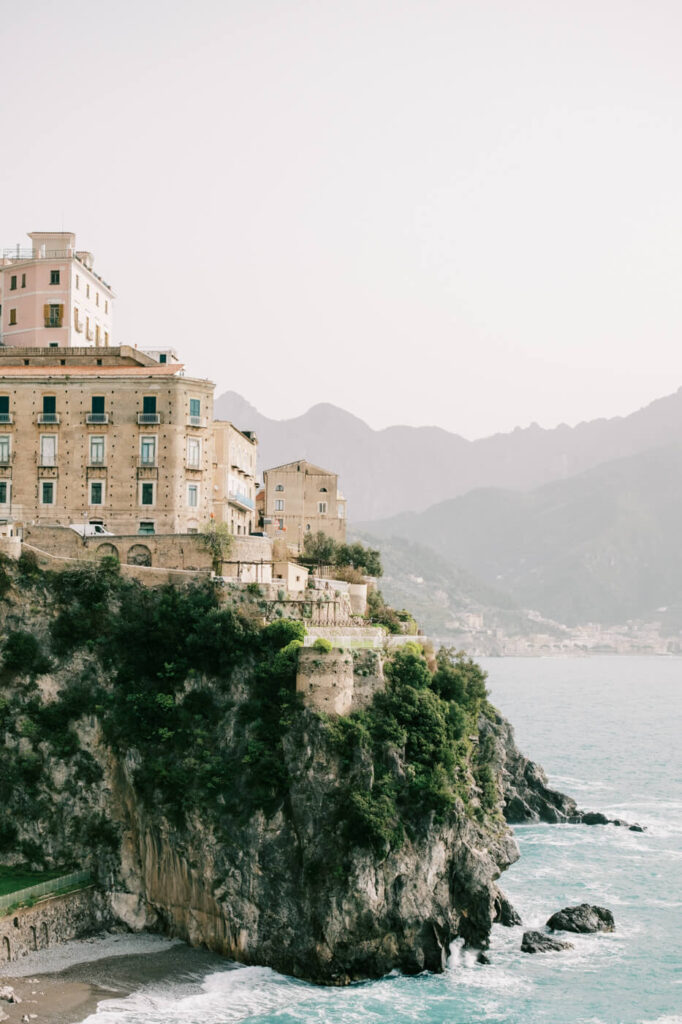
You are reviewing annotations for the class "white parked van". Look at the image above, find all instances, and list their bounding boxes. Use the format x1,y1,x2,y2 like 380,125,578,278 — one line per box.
68,523,115,538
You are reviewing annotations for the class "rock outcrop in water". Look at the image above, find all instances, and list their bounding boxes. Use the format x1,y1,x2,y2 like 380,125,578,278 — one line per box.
0,560,590,983
546,904,615,934
484,712,643,830
521,930,574,953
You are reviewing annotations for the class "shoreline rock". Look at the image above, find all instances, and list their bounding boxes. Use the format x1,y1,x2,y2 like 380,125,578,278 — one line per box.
521,930,573,954
546,904,615,934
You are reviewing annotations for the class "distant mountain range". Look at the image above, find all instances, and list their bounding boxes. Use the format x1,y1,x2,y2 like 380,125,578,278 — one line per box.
357,445,682,627
215,387,682,522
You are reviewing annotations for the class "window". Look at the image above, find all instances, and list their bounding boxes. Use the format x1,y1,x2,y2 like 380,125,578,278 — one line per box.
275,499,284,511
95,292,99,306
42,395,56,414
318,501,328,514
187,484,198,507
187,437,201,467
104,331,109,346
86,284,90,298
10,276,16,291
45,304,63,327
319,487,328,492
338,503,345,519
40,435,57,466
140,437,156,464
305,523,311,531
41,482,55,505
76,274,80,289
189,398,201,417
9,309,16,325
275,484,284,492
141,482,154,506
95,324,100,344
277,518,284,530
104,299,108,313
74,307,81,332
0,482,8,505
90,436,105,465
89,481,104,505
0,436,9,463
0,397,9,423
159,353,167,364
139,521,155,534
50,270,60,285
21,274,26,288
91,395,105,414
143,396,156,414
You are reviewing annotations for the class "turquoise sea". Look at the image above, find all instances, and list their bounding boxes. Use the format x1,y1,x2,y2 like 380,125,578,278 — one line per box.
83,656,682,1024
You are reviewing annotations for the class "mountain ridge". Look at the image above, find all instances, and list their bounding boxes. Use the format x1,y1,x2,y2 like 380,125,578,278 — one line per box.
215,386,682,521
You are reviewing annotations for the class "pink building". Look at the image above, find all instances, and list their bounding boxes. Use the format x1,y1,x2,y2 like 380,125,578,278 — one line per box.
0,231,114,349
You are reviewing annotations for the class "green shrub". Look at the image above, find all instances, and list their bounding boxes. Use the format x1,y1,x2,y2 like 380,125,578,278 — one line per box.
312,637,333,652
2,631,51,676
16,549,40,578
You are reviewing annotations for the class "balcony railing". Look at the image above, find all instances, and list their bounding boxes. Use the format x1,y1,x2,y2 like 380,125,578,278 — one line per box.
0,413,13,424
38,457,58,468
137,456,158,468
228,490,255,511
86,412,109,424
38,413,60,425
188,416,203,427
138,412,160,424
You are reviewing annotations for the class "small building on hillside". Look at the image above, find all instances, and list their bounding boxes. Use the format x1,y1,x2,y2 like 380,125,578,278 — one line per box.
262,459,347,552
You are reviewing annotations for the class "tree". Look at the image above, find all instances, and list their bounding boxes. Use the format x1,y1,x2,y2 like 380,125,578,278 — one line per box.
201,520,233,574
335,542,383,576
302,531,337,563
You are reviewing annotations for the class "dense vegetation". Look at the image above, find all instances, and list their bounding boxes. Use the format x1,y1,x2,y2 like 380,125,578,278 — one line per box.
0,558,500,872
325,645,497,853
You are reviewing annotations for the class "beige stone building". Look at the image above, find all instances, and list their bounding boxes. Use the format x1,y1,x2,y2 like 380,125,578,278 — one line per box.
1,232,114,349
212,421,258,535
0,345,256,537
263,460,347,552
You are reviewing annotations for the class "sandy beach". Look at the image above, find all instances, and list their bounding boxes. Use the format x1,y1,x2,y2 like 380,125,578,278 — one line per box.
0,933,201,1024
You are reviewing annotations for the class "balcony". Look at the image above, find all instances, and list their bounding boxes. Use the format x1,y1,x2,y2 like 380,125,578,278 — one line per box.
188,416,203,427
38,413,60,425
228,490,255,511
87,464,107,478
137,457,158,480
86,412,109,424
0,413,13,425
185,459,202,473
138,412,160,425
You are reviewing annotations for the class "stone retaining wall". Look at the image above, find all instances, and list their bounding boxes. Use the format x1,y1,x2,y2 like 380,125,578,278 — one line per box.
0,887,111,963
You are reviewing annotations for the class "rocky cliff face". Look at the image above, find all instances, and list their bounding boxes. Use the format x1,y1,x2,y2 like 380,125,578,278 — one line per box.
111,713,519,983
0,560,571,983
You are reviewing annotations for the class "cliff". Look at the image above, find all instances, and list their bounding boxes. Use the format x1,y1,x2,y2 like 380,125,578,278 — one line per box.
0,556,568,983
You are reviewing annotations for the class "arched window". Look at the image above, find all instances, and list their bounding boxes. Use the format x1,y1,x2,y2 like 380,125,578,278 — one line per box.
319,487,328,492
275,484,284,491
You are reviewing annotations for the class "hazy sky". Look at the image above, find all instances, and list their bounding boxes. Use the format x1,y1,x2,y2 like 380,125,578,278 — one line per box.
2,0,682,438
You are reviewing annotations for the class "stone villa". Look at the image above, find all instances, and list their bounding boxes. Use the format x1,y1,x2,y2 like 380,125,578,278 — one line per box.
261,459,347,552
